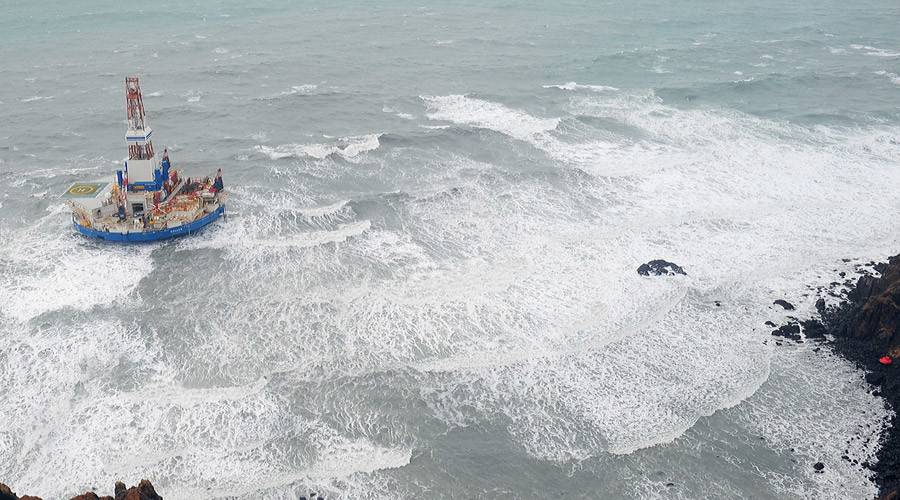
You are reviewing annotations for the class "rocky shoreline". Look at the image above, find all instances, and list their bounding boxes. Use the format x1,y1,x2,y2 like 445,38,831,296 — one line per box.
771,254,900,498
820,255,900,498
0,480,162,500
638,256,900,497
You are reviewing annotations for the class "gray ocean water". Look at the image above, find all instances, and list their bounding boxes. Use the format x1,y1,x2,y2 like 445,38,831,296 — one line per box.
2,1,900,498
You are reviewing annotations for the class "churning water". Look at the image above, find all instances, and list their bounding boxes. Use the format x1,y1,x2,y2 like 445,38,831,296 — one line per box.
1,1,900,498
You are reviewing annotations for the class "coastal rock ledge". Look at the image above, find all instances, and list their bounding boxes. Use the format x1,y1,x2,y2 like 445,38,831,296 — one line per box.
0,480,162,500
820,255,900,498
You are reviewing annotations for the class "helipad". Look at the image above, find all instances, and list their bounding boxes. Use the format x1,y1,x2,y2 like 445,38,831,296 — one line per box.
61,182,109,198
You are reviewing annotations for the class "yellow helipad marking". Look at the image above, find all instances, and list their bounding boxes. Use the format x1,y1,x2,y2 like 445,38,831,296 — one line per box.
62,182,109,198
69,185,96,195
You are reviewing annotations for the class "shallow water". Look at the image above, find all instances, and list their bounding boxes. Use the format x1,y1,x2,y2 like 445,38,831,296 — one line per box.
1,1,899,498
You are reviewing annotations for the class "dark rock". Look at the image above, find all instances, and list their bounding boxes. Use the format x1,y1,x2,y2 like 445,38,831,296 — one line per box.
819,254,900,496
816,298,826,314
771,322,802,341
813,462,825,471
71,493,102,500
801,319,827,339
765,321,776,327
637,260,686,276
867,372,886,385
1,483,18,500
0,481,149,500
774,299,795,310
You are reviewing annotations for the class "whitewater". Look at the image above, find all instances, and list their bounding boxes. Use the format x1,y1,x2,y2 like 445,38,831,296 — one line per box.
1,1,899,498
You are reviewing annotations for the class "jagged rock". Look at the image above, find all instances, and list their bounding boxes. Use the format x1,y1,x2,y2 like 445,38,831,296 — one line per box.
774,299,795,310
801,319,827,339
116,480,162,500
0,481,159,500
814,462,825,471
820,254,900,496
771,322,802,341
637,260,686,276
830,255,900,351
1,483,17,500
71,493,111,500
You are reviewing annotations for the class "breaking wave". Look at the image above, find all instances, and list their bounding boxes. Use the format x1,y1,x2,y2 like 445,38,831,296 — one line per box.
254,134,381,161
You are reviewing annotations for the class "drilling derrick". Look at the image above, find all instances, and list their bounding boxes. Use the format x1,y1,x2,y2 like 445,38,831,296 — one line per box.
121,77,162,192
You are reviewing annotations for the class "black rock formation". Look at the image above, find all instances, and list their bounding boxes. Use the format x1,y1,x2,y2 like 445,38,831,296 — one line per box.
637,260,686,276
774,299,795,310
819,254,900,497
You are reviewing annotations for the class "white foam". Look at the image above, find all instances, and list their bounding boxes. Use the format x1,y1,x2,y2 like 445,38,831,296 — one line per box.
729,343,888,498
876,70,900,85
258,85,319,101
382,106,415,120
422,93,627,171
7,73,899,499
252,220,370,248
422,94,560,141
544,82,620,92
406,89,900,466
297,199,350,217
0,210,154,322
21,95,54,102
851,44,900,57
254,134,381,161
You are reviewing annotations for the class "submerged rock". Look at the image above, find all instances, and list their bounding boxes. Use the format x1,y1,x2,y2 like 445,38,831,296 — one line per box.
774,299,795,310
637,260,686,276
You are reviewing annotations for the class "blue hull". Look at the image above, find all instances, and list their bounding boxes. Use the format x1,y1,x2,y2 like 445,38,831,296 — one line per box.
74,205,225,242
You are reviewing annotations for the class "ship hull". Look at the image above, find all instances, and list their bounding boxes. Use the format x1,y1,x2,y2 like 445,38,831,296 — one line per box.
73,205,225,242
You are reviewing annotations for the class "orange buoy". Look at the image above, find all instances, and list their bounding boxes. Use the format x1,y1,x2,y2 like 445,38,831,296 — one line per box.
880,356,892,365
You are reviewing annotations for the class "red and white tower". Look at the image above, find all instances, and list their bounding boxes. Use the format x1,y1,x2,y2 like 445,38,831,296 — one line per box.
124,77,159,191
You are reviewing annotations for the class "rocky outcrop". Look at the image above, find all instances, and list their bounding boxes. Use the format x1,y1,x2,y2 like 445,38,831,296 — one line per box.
637,260,686,276
819,255,900,497
0,480,162,500
828,255,900,351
